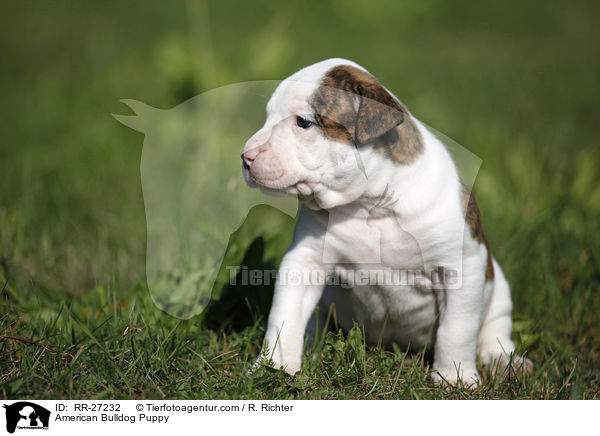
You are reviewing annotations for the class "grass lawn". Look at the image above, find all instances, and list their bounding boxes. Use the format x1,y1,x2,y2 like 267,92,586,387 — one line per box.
1,0,599,399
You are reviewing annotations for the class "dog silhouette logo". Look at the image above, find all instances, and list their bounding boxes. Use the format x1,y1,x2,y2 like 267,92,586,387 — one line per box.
113,82,482,318
3,402,50,433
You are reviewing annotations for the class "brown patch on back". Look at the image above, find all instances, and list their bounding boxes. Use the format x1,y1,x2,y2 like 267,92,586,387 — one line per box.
461,182,494,281
309,65,424,165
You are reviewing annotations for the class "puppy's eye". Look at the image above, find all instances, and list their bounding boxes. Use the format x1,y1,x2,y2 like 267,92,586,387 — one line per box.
296,116,313,129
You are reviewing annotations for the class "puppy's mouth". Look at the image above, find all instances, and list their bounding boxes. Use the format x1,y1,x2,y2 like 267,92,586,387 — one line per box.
243,166,293,194
243,166,316,198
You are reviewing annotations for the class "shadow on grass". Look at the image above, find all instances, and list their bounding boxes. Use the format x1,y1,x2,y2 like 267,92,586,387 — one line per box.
203,236,276,332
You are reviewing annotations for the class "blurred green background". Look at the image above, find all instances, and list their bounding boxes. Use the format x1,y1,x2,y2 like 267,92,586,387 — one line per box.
1,0,599,398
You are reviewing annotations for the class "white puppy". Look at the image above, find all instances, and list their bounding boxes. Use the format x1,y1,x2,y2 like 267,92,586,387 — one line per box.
241,58,531,386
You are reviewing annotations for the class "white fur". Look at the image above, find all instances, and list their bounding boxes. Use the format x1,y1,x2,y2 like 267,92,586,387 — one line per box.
242,59,531,387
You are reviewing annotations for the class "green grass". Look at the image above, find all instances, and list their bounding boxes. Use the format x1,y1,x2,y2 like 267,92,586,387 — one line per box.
1,0,599,399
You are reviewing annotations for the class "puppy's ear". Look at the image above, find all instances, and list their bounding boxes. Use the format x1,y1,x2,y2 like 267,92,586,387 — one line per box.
355,83,405,145
315,65,405,145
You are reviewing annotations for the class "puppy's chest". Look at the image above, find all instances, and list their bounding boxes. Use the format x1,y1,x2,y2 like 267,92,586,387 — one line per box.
321,211,425,268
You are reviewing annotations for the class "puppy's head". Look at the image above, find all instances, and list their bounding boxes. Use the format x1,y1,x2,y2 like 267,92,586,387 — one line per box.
241,58,423,209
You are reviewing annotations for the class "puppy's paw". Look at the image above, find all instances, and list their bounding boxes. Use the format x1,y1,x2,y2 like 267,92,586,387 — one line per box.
247,354,300,376
480,351,533,379
431,366,481,389
246,359,262,376
504,356,533,381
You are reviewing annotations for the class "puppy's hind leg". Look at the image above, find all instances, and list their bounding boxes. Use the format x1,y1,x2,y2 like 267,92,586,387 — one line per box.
477,258,533,378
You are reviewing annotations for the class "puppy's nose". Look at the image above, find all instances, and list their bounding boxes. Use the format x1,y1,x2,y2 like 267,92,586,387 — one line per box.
241,149,259,169
241,153,252,170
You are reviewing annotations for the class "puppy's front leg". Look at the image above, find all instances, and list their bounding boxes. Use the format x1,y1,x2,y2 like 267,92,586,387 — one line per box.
432,256,486,387
255,251,325,375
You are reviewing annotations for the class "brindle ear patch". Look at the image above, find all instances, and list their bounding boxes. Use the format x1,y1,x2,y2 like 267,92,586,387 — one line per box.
310,85,357,144
309,64,424,165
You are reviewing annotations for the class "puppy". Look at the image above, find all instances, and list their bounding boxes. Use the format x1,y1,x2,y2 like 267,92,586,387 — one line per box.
241,58,531,386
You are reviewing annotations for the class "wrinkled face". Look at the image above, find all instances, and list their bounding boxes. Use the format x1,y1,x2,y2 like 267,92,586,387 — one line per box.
241,59,423,210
